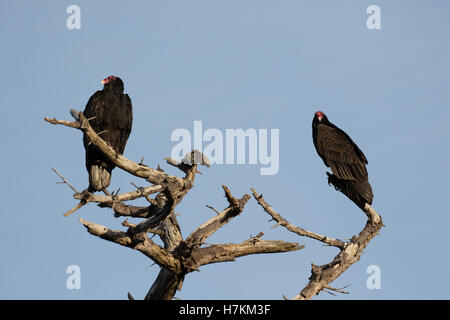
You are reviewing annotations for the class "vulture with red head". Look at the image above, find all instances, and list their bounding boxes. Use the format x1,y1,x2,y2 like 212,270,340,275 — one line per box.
83,75,133,192
312,111,373,209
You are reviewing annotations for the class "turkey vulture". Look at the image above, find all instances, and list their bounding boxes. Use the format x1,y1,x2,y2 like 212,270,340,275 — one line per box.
83,75,133,192
312,111,373,209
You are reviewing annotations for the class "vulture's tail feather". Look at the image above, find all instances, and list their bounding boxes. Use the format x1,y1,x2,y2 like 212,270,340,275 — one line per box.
89,165,111,192
326,172,373,210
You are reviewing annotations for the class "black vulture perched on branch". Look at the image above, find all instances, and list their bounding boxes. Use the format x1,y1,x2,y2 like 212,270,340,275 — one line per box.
312,111,373,209
83,75,133,192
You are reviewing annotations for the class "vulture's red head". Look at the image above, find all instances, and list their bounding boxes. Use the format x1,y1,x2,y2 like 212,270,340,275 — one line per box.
101,75,117,85
101,75,124,92
315,111,326,122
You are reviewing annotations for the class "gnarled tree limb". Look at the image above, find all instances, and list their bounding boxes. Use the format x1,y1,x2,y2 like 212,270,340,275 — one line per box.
251,188,346,248
252,189,383,300
45,112,183,186
46,111,303,300
186,234,304,269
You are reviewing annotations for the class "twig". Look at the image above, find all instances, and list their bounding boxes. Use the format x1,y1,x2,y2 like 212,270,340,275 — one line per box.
52,168,79,194
324,285,350,295
96,129,109,136
122,218,136,228
130,182,157,205
63,201,85,217
45,117,81,129
51,168,87,216
206,205,221,215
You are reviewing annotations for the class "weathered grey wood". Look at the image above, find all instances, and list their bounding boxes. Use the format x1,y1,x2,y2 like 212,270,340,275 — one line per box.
46,111,381,300
252,189,383,299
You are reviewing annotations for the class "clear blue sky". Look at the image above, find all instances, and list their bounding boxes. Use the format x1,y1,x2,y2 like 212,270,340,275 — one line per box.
1,1,449,299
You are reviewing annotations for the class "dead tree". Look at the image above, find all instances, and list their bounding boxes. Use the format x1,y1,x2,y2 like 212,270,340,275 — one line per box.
45,110,382,300
45,110,303,300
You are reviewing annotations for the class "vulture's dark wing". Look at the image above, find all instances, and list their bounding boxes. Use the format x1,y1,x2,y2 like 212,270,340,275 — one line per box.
82,91,111,170
315,124,368,182
83,90,106,137
116,94,132,154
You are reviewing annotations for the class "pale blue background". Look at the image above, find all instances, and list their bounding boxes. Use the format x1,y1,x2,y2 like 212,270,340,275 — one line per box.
0,1,449,299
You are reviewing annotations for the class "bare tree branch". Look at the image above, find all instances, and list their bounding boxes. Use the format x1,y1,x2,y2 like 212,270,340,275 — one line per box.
205,205,221,215
45,112,184,186
251,188,346,248
74,185,163,204
252,188,383,300
62,202,86,217
186,234,304,269
186,186,250,248
52,168,80,194
51,168,88,216
323,285,350,295
79,217,182,273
